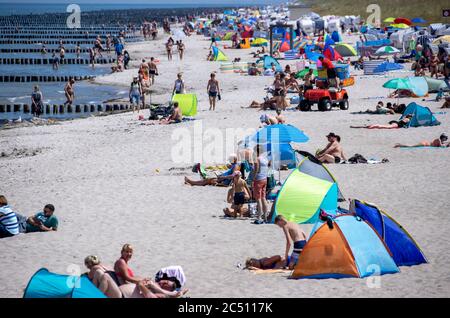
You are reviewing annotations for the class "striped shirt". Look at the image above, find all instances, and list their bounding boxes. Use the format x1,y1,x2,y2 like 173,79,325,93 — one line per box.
0,205,19,235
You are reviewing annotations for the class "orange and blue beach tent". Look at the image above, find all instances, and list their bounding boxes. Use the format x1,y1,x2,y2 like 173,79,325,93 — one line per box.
291,215,400,279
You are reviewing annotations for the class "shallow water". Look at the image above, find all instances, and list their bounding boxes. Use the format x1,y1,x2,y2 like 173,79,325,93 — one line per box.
0,82,128,105
0,63,110,76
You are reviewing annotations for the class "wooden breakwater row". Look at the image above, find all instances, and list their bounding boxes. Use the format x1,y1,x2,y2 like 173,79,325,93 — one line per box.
0,75,96,83
0,103,149,121
0,57,116,65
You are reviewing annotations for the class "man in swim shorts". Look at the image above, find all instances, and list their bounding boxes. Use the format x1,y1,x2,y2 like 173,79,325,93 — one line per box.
274,215,307,269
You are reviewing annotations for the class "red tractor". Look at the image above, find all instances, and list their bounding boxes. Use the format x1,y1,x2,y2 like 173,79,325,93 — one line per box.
299,88,349,112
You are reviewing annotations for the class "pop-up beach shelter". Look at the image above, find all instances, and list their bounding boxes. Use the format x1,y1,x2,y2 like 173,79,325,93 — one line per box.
23,268,106,298
212,46,228,61
400,102,440,127
172,94,198,117
291,215,400,279
334,43,357,57
296,151,345,201
350,199,427,266
272,171,338,224
257,55,282,72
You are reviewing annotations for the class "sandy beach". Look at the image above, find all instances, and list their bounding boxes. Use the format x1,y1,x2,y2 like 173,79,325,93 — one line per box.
1,28,450,298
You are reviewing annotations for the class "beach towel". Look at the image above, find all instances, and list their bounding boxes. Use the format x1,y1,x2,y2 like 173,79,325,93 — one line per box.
251,269,292,275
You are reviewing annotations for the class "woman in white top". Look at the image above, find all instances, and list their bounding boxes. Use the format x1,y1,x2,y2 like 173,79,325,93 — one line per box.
173,73,185,95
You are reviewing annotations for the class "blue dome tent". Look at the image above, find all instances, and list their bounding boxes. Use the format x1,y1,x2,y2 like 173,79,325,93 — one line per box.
23,268,106,298
350,200,428,266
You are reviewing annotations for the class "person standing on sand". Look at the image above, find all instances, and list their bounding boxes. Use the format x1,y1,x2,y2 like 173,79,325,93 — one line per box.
64,79,75,106
253,145,270,225
129,76,142,113
177,40,185,60
274,215,307,270
207,73,220,111
148,57,158,85
166,40,173,61
172,73,185,95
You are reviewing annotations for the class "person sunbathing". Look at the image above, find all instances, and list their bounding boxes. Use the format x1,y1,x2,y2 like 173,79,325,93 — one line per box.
245,255,286,270
351,114,412,129
388,89,413,98
260,114,279,126
223,171,251,218
114,244,144,286
121,278,189,298
394,133,449,148
184,154,240,187
316,132,346,164
245,97,277,110
85,255,122,298
85,256,188,298
363,101,395,114
160,102,183,124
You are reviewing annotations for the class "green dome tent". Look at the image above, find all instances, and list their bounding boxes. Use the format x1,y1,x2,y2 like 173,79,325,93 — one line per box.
271,171,338,224
172,94,198,117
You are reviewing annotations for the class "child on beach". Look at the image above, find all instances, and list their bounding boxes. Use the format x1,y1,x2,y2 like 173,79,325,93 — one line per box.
223,171,251,218
274,215,307,270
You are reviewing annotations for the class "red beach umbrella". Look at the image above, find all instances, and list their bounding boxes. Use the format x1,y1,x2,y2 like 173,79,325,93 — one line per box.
394,17,412,25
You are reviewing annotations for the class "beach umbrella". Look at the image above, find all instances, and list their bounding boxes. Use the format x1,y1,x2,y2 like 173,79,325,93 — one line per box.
391,23,410,29
375,46,400,55
384,17,395,23
394,17,412,26
411,17,427,24
251,38,268,47
382,78,411,90
250,124,309,145
334,43,357,57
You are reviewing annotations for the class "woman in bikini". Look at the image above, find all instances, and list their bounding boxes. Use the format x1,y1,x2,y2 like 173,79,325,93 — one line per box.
394,133,449,148
351,114,412,129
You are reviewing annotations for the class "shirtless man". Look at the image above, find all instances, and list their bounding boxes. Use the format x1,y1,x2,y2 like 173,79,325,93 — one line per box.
223,171,251,218
303,68,315,92
316,132,346,164
274,215,307,270
394,133,449,148
64,79,75,106
148,57,159,85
